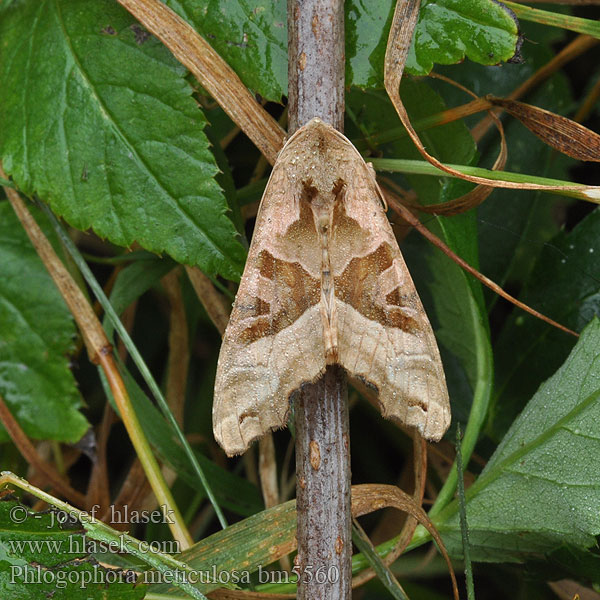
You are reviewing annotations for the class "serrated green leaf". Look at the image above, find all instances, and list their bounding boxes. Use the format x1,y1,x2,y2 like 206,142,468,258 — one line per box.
0,0,246,280
410,0,519,74
436,319,600,562
0,201,89,443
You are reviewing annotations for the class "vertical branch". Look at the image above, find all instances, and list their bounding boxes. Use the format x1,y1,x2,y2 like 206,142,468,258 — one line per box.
295,367,350,599
288,0,345,132
288,1,351,598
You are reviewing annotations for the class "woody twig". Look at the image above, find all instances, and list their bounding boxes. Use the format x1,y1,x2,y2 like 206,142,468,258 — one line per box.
289,1,351,598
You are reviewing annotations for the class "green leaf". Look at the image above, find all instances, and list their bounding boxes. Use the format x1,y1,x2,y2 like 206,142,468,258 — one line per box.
491,207,600,439
0,499,146,598
0,0,246,280
165,0,287,102
421,210,494,514
410,0,519,74
349,0,519,87
165,0,518,100
150,499,297,595
436,319,600,562
103,254,176,339
427,211,492,410
0,201,89,443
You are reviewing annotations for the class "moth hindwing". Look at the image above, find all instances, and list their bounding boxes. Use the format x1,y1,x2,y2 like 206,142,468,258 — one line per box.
213,118,450,456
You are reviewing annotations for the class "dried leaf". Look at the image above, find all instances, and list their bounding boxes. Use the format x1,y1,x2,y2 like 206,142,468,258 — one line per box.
488,96,600,161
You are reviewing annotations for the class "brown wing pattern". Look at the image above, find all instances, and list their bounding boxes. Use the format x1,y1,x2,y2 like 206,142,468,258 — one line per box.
329,136,450,440
213,154,326,456
214,120,450,456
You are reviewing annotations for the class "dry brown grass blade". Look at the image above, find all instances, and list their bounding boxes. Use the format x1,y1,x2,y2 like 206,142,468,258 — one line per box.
258,434,280,510
488,96,600,161
185,266,231,336
163,268,189,426
0,395,87,507
384,0,600,198
351,484,459,600
351,430,428,588
85,402,114,511
117,0,285,165
384,188,579,338
472,34,599,142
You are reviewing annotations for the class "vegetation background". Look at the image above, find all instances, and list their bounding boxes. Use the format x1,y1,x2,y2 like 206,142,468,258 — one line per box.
1,0,600,598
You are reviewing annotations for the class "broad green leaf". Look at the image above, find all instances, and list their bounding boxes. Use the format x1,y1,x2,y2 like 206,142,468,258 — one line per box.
350,0,519,86
436,319,600,562
0,499,146,598
410,207,494,515
166,0,518,101
0,201,88,443
425,211,493,430
150,499,297,595
491,207,600,439
0,0,246,280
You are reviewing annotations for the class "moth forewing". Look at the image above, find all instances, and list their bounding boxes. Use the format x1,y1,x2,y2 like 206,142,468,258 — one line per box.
213,118,450,456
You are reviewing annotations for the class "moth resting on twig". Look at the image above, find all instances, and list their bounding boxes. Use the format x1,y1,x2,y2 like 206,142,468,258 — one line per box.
213,119,450,456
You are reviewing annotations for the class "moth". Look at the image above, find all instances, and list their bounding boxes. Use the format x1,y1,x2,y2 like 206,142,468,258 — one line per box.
214,118,450,456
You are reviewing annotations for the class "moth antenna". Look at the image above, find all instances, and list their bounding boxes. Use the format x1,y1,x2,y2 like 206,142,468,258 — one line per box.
364,163,389,211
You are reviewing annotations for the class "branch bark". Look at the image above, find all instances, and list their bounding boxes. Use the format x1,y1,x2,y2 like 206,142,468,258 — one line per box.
288,1,351,598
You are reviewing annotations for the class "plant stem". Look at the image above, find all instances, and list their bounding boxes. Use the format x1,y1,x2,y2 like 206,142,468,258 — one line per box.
371,158,600,202
288,0,351,597
295,367,351,599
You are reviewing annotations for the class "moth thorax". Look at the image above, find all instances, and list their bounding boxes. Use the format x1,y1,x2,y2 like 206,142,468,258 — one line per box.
317,213,329,232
